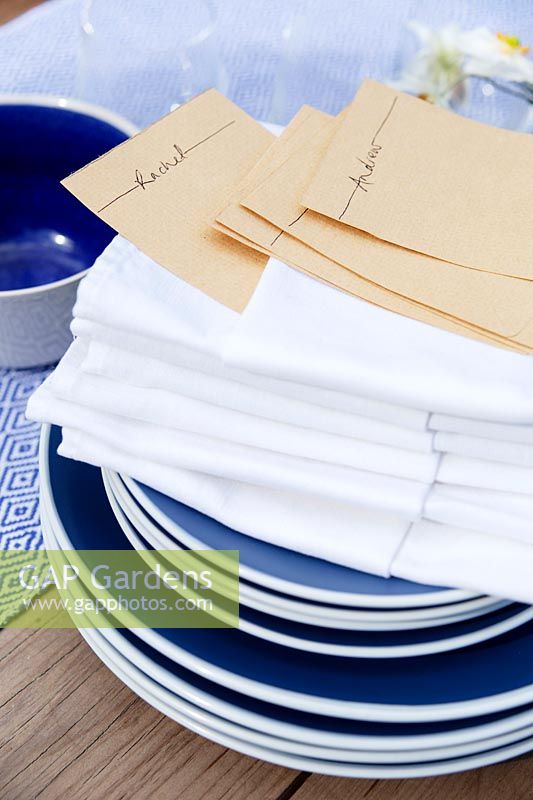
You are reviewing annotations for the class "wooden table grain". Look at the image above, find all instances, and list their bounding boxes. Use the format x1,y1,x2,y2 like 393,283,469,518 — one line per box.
0,0,44,25
1,1,533,797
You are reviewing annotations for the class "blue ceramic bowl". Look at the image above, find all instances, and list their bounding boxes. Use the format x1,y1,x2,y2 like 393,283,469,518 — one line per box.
0,95,137,367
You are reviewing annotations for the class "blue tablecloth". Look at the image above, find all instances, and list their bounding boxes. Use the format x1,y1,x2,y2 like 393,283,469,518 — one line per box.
0,0,531,567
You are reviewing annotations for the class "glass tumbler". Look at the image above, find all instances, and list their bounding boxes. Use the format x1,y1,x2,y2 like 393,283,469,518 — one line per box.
77,0,228,125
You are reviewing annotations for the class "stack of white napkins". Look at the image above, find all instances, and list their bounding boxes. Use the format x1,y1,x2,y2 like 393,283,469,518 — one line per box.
27,236,533,603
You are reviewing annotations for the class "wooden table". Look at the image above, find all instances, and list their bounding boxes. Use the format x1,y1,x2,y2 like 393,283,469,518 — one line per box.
0,0,44,25
1,1,533,797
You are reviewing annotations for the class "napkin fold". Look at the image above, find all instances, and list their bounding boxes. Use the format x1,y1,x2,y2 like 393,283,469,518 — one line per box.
425,484,533,542
392,520,533,605
434,431,533,469
437,455,533,495
430,413,533,444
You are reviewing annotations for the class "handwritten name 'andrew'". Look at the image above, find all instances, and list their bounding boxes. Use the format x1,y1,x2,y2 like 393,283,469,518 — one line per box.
338,96,397,221
97,119,236,213
347,146,381,195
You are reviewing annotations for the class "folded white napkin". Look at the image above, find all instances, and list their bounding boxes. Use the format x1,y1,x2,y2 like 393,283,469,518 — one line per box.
53,340,533,495
428,483,533,520
434,431,533,468
74,317,533,476
392,521,533,605
437,454,533,495
224,259,533,422
47,340,438,484
54,426,533,602
83,334,533,474
425,484,533,543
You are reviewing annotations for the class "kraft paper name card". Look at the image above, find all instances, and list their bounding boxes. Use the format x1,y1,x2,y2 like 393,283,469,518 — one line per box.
241,104,533,351
62,90,274,312
216,108,520,350
302,80,533,280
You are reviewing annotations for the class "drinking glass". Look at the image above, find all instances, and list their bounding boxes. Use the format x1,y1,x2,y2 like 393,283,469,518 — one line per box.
267,0,402,124
77,0,227,125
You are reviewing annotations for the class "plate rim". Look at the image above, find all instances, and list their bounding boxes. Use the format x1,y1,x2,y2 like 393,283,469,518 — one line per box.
79,621,533,768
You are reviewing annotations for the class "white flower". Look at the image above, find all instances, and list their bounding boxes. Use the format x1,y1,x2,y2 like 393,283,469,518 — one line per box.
461,27,533,85
392,22,533,107
391,22,468,106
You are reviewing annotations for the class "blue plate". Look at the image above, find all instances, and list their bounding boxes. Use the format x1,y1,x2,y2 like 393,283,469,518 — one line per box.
0,101,132,291
127,477,474,608
45,425,533,720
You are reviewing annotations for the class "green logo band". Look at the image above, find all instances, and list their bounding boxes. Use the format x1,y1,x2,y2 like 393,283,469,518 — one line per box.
1,549,239,629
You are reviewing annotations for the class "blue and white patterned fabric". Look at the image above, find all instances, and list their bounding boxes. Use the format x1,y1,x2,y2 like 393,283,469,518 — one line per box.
0,366,51,621
0,366,53,550
0,0,531,613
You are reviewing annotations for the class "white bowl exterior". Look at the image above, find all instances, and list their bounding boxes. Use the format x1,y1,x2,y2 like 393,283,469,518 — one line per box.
0,276,80,368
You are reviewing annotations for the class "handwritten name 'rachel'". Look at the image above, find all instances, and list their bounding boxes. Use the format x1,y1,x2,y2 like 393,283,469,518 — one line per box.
97,119,236,213
134,144,186,191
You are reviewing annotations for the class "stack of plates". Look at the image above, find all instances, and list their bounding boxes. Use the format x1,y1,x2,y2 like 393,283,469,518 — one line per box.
40,424,533,777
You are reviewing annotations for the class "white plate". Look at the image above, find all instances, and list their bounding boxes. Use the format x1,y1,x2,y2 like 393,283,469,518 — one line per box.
41,519,533,767
40,500,533,753
79,622,533,768
108,471,505,631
